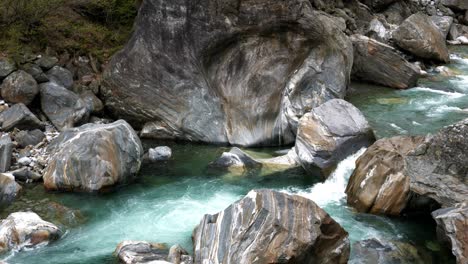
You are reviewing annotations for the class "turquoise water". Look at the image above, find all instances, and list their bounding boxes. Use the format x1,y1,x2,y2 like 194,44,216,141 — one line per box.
3,46,468,264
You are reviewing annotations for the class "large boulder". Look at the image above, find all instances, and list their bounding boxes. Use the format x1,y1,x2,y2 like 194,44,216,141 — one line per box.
0,173,21,207
0,70,39,105
102,0,353,147
350,35,419,89
0,103,44,131
40,82,89,131
431,16,454,39
360,0,398,10
0,58,16,80
43,120,143,192
432,205,468,264
193,189,350,264
0,134,13,173
0,212,61,254
345,136,425,216
393,14,449,63
294,99,375,179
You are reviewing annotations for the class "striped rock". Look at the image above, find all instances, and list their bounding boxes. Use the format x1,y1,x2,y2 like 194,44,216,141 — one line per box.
43,120,143,192
193,189,350,264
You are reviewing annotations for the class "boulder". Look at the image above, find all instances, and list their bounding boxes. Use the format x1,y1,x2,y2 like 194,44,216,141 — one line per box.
35,56,59,71
351,35,419,89
366,18,391,43
114,241,170,264
294,99,375,179
441,0,468,10
79,90,104,114
168,245,193,264
46,66,74,89
406,119,468,207
40,82,89,131
448,23,468,41
102,0,353,147
0,70,39,105
22,63,49,83
350,239,432,264
193,189,350,264
345,136,425,216
0,212,61,254
11,167,42,182
0,58,16,80
148,146,172,162
393,14,449,63
432,205,468,264
43,120,143,192
0,173,21,206
0,103,44,131
0,134,13,173
14,129,45,148
431,16,454,38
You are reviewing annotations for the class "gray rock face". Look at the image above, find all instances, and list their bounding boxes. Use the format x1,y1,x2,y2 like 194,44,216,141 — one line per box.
432,205,468,264
46,66,74,89
14,129,45,148
114,241,192,264
441,0,468,10
350,239,432,264
35,56,59,71
360,0,398,10
148,146,172,162
406,118,468,207
0,212,61,254
0,58,16,80
0,173,21,206
22,63,49,83
193,189,350,264
0,103,44,131
43,120,143,192
393,14,450,63
102,0,353,147
295,99,375,179
431,16,454,38
351,35,419,89
0,134,13,173
40,82,89,131
1,70,39,105
79,90,104,114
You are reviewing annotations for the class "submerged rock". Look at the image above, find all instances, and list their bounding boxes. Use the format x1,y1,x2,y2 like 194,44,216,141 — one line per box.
0,173,21,207
0,134,13,173
0,103,44,131
0,212,61,254
351,35,419,89
346,136,425,215
432,204,468,264
43,120,143,192
295,99,375,179
148,146,172,162
40,82,89,131
102,0,353,147
114,241,173,264
1,70,39,105
193,189,350,264
393,14,449,63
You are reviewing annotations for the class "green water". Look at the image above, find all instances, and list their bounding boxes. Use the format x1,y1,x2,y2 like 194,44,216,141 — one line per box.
3,46,468,264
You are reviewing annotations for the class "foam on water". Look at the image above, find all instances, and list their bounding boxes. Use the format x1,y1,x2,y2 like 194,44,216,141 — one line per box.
410,87,464,98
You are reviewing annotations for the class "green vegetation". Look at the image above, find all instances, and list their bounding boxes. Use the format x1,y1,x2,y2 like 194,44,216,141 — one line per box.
0,0,138,62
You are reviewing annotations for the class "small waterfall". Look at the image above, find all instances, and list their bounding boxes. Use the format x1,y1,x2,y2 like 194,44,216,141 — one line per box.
284,148,366,207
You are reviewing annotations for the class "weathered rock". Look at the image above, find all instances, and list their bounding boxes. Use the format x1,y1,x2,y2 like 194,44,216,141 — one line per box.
393,13,450,63
406,119,468,207
0,58,16,80
14,129,45,148
40,82,89,131
360,0,398,10
102,0,353,147
448,23,468,40
366,18,391,43
295,99,375,179
350,239,432,264
0,173,21,207
431,16,454,38
432,204,468,264
168,244,193,264
0,212,61,254
0,103,44,131
193,189,350,264
114,241,169,264
0,70,39,105
208,147,262,175
43,120,143,192
140,121,180,140
46,66,74,89
441,0,468,10
0,134,13,173
148,146,172,162
79,90,104,114
35,56,59,71
11,167,42,182
351,35,419,89
345,136,425,215
382,1,414,25
22,63,49,83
